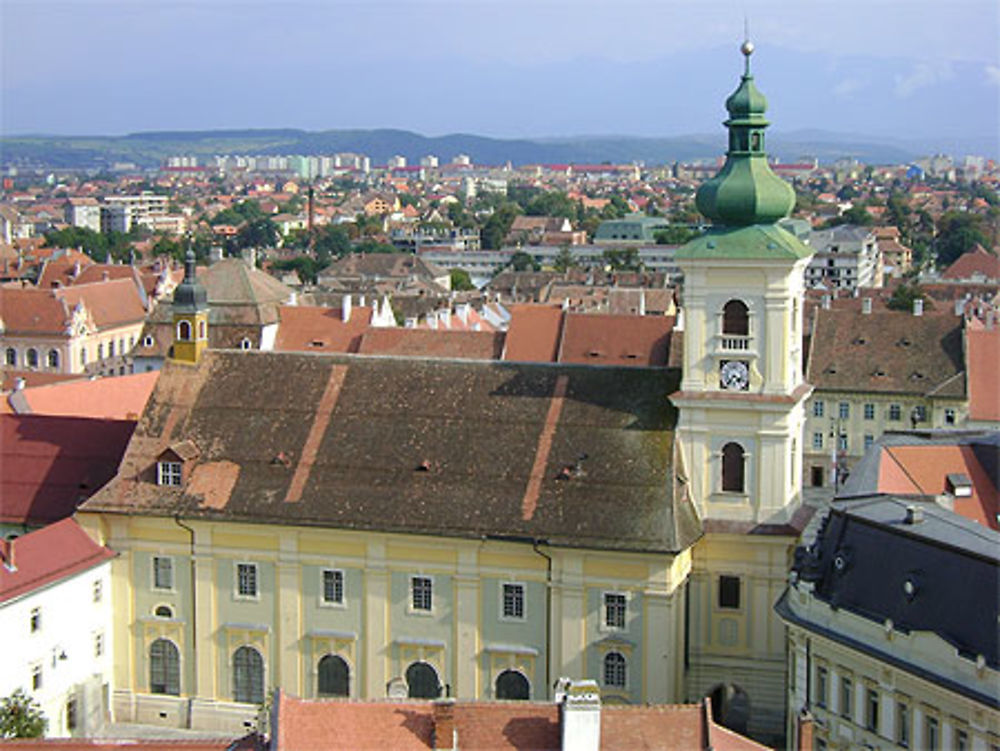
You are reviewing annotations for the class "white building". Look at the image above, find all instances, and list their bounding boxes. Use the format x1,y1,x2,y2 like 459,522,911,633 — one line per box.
804,225,883,291
64,199,102,233
1,519,115,737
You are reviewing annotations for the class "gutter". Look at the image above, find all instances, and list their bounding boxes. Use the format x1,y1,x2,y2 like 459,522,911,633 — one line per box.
531,539,553,700
173,514,198,720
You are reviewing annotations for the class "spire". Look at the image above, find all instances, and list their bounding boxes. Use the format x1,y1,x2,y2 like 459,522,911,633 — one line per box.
172,249,208,313
694,41,795,227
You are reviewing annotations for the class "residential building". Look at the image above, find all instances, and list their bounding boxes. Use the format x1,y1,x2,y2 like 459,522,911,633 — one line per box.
778,496,999,751
966,318,1000,429
63,199,102,233
0,519,116,737
804,225,883,291
593,214,670,244
506,216,587,247
873,226,913,278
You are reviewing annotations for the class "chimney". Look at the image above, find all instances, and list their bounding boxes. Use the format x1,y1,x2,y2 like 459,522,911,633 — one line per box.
456,303,470,325
405,317,418,329
862,297,872,314
209,246,223,264
73,261,81,278
1,537,15,572
797,709,815,751
359,295,366,307
14,377,26,391
913,298,923,316
638,289,646,316
341,294,352,323
821,294,831,310
102,271,109,282
987,311,996,330
432,699,456,751
904,505,924,525
559,679,601,751
954,298,965,316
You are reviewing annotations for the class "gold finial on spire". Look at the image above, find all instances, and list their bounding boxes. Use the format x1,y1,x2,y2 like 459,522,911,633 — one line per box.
741,17,754,75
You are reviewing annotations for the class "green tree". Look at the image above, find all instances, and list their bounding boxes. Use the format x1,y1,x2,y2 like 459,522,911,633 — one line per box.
887,282,929,312
935,211,988,267
654,226,698,245
0,689,47,739
552,246,576,272
510,251,539,271
235,217,279,250
449,268,476,291
44,226,109,260
481,203,523,250
272,256,325,285
602,247,640,271
353,239,397,254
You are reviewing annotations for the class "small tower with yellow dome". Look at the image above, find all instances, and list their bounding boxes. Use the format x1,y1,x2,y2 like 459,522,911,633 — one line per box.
170,250,209,364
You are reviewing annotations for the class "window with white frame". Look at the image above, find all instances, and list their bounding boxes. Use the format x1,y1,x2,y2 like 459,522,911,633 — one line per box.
863,403,875,420
26,348,39,368
864,434,874,451
47,349,60,369
502,582,525,620
157,461,182,486
152,556,174,591
838,402,850,419
813,400,825,418
718,575,741,609
840,676,853,719
236,562,259,598
812,432,824,450
603,592,626,630
321,569,344,605
889,403,901,421
603,651,626,688
944,408,956,425
411,576,433,612
896,699,909,747
93,579,102,602
816,666,828,707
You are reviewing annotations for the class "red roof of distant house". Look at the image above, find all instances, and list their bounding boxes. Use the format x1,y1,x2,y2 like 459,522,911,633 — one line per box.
967,321,1000,422
274,305,373,353
6,371,159,420
876,444,998,530
503,305,564,362
0,518,115,603
1,370,83,391
0,414,135,525
0,278,146,336
941,244,1000,282
358,328,504,359
559,313,674,367
0,738,261,751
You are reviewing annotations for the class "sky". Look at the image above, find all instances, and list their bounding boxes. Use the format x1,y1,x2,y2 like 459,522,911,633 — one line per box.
2,0,998,150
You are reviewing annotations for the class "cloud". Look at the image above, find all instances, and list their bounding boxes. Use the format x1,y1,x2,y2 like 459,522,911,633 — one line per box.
986,65,1000,86
894,61,955,98
832,77,866,98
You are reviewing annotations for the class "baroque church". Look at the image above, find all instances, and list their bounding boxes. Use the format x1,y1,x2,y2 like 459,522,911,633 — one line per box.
78,43,814,745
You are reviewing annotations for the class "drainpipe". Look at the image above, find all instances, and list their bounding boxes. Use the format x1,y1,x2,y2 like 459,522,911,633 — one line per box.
532,540,553,700
173,514,197,726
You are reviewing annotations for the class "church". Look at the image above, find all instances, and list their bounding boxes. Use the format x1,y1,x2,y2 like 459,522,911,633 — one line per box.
78,42,813,745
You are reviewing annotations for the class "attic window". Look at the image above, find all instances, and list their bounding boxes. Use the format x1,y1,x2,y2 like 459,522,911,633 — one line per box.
272,452,292,468
415,460,432,472
309,340,326,348
910,372,925,381
624,353,639,360
143,335,154,348
897,337,911,347
588,350,602,358
852,337,866,345
872,368,886,377
157,461,182,487
239,338,252,350
824,366,837,375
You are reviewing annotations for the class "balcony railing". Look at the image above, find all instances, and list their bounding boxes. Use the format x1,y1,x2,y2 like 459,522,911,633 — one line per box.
719,335,751,351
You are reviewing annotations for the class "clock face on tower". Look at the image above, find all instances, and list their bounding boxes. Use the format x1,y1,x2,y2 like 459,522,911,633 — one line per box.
720,360,750,391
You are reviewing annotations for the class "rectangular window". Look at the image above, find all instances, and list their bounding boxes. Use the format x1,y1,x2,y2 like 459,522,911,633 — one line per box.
94,631,104,658
411,576,433,612
812,432,824,450
839,402,850,419
864,434,874,451
502,582,525,620
718,575,741,609
913,405,927,422
840,676,853,720
93,579,102,602
157,461,182,486
816,666,828,708
945,408,956,425
863,403,875,420
604,592,627,629
30,607,40,633
897,701,909,747
236,562,258,598
838,434,848,451
153,556,174,591
926,717,939,750
889,403,901,421
865,687,879,732
955,729,968,751
813,400,825,418
66,698,77,731
32,664,42,690
321,569,344,605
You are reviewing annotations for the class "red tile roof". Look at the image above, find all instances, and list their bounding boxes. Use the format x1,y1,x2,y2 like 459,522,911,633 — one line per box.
7,371,159,420
358,328,504,359
967,321,1000,422
0,740,257,751
0,414,135,525
503,305,564,362
941,244,1000,282
274,305,373,353
0,518,115,603
0,278,146,336
559,314,674,367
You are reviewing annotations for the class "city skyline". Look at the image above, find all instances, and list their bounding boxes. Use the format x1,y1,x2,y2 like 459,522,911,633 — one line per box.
2,0,998,154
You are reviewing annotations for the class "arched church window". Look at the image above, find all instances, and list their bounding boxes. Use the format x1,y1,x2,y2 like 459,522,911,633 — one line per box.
405,661,441,699
177,320,192,341
317,654,349,697
495,669,530,700
722,300,749,336
722,442,745,493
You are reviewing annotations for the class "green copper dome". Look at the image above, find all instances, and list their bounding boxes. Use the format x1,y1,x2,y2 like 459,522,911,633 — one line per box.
694,42,795,226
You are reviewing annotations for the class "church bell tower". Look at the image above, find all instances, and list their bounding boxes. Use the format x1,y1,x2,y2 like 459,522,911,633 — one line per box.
170,250,209,365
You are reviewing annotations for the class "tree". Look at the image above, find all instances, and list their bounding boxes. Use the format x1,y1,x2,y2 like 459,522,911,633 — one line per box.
602,247,640,271
887,282,929,312
272,256,325,285
449,268,476,291
235,217,279,250
510,251,539,272
481,203,522,250
552,246,576,272
654,226,698,245
0,689,47,739
935,211,988,267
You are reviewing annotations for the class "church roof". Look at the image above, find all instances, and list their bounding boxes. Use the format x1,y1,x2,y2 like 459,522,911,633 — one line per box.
81,351,701,554
675,224,811,261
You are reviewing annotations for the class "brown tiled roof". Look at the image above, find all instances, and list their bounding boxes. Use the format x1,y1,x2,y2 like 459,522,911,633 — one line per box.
941,244,1000,282
57,278,148,329
0,287,73,336
0,518,115,603
326,253,447,281
967,322,1000,421
559,314,674,367
200,258,293,308
83,351,698,554
0,413,135,525
806,308,965,397
358,328,504,359
503,305,564,362
274,305,373,353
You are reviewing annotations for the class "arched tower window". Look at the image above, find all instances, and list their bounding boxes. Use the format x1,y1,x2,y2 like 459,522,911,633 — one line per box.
5,348,16,366
47,349,60,369
177,320,192,342
317,654,349,697
198,320,207,339
239,337,252,350
495,669,530,700
722,442,746,493
405,661,441,699
233,645,264,704
149,638,180,695
26,348,39,368
722,300,749,336
603,652,627,688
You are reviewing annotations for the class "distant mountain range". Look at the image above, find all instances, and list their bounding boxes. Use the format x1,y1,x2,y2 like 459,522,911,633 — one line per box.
0,127,969,171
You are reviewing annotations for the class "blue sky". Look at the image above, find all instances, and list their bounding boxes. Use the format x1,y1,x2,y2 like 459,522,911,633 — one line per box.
2,0,998,151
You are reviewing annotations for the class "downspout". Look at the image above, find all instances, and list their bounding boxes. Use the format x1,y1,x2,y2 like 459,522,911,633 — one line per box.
531,540,552,699
174,514,197,726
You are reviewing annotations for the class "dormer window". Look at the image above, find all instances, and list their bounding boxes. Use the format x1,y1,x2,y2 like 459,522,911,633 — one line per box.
239,338,252,350
157,461,182,486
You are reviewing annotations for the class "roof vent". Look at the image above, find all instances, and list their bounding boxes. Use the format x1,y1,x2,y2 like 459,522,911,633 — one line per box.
946,473,972,497
897,337,911,347
862,298,873,314
272,451,292,468
903,505,924,525
415,460,432,472
872,368,886,377
852,337,866,345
